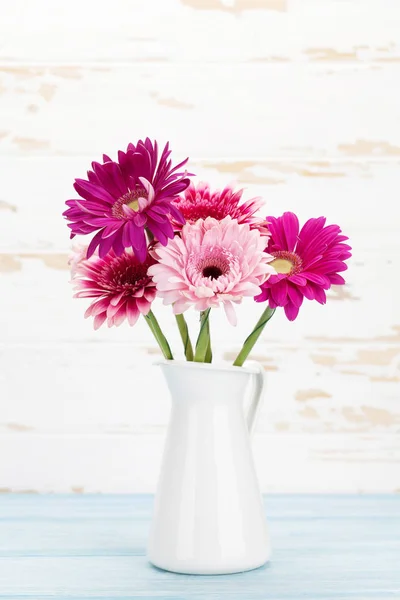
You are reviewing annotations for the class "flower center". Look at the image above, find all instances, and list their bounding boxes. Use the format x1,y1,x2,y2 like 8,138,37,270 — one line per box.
111,187,146,219
270,250,302,275
202,265,223,280
99,255,154,292
127,198,139,212
270,258,293,274
188,247,232,285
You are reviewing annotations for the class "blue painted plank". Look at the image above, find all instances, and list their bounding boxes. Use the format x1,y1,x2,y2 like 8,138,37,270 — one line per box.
0,495,399,599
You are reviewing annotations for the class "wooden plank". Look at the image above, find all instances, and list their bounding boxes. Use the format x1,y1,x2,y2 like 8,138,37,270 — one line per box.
0,495,398,598
0,250,393,344
0,431,399,493
0,342,399,493
1,64,400,158
0,344,399,436
1,157,400,252
1,0,400,64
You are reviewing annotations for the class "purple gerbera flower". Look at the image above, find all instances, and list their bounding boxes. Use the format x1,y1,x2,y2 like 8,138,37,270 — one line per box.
63,139,192,261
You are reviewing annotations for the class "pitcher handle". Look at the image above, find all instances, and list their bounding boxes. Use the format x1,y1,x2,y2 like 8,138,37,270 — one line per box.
246,361,265,435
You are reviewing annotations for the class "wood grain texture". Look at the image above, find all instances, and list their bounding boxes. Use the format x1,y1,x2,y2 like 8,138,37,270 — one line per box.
0,495,399,598
0,252,395,343
1,64,400,158
0,0,399,492
1,157,399,251
1,343,399,435
0,341,399,492
1,0,400,64
1,432,399,493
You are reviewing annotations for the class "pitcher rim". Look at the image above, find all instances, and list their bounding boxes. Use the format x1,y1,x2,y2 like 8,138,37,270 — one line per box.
156,359,263,376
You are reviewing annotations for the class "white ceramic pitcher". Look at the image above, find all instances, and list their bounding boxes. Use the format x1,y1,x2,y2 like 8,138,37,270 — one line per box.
147,360,270,575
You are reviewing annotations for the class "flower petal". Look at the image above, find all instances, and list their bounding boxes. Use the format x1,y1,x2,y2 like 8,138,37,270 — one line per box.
284,302,300,321
281,212,300,252
270,279,288,306
224,301,237,326
93,312,107,330
287,283,304,308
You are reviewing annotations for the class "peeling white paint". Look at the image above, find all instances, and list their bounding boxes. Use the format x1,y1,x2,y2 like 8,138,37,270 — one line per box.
0,0,399,492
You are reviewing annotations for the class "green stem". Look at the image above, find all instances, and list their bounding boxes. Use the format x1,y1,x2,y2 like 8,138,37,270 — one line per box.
233,306,275,367
175,314,194,361
144,310,174,360
194,309,211,363
145,228,154,243
204,312,212,364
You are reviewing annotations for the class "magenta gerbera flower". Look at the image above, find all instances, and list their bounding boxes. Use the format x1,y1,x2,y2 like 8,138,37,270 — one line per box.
255,212,352,320
148,216,275,325
72,248,157,330
63,139,192,262
172,181,269,234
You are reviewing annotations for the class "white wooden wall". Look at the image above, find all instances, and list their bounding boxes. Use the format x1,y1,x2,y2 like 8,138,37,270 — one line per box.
1,0,399,493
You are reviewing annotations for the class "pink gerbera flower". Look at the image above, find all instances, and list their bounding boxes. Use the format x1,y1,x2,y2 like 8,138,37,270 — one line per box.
72,248,157,329
63,139,192,262
172,182,269,234
68,243,87,278
148,216,275,325
256,212,352,320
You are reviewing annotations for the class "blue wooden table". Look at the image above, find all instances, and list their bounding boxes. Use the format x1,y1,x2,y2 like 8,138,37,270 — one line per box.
0,495,399,599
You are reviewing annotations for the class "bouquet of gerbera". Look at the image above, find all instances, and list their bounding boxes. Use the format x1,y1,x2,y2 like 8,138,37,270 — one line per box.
64,138,351,366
